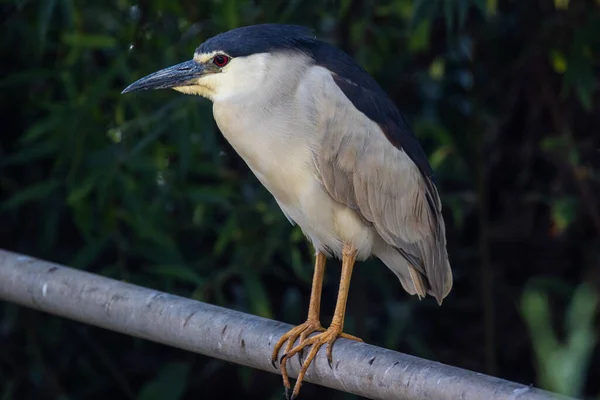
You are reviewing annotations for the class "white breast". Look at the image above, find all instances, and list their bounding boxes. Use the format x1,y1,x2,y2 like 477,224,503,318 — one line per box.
211,62,376,260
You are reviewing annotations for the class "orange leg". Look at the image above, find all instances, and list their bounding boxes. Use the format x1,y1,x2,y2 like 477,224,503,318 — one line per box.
271,252,326,385
279,244,363,399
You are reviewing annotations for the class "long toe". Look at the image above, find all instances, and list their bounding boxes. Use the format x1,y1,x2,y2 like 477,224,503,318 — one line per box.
281,326,363,399
273,320,323,391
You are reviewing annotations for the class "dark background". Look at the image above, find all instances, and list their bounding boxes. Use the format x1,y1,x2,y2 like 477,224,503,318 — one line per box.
1,0,599,399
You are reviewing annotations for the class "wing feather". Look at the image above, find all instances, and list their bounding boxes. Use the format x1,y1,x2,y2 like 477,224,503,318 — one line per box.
312,70,452,303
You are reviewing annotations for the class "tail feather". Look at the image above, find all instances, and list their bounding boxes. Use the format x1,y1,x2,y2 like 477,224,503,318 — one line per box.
369,173,452,304
408,265,427,299
374,243,425,298
374,239,451,305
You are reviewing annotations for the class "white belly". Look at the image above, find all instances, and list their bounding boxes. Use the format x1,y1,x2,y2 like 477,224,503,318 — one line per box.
275,178,376,261
213,103,375,260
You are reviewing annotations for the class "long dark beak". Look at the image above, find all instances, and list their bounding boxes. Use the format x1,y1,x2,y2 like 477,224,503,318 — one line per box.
122,60,207,94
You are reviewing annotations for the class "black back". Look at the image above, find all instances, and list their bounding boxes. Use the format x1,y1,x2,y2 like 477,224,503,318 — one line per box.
198,24,434,180
305,40,435,180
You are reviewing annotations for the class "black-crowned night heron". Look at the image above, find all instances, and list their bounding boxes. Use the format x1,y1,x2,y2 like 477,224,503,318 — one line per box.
123,23,452,398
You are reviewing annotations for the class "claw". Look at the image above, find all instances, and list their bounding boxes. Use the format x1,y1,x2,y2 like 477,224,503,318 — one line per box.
326,338,335,368
298,348,304,366
274,320,362,399
272,319,324,391
279,326,363,399
279,323,318,396
272,320,321,366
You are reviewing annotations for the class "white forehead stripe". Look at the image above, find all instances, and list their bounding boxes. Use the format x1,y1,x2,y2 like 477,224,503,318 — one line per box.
193,51,231,63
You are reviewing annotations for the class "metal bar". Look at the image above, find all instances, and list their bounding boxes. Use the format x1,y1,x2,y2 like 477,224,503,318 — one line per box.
0,249,567,400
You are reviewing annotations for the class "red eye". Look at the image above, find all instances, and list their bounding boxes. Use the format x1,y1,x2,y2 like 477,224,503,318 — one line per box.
213,54,230,67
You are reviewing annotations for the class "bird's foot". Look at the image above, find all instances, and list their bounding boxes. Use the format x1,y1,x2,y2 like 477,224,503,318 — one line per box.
279,324,362,399
271,319,324,369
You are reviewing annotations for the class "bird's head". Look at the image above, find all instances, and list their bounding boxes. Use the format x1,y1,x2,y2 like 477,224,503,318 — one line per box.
122,24,317,101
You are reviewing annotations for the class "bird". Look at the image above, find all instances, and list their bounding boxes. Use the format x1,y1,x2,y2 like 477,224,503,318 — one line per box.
122,23,452,399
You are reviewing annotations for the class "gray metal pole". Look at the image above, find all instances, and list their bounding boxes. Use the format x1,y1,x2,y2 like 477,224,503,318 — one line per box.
0,249,567,400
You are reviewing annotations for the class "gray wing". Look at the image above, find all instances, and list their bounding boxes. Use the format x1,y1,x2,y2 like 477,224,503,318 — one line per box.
311,71,452,304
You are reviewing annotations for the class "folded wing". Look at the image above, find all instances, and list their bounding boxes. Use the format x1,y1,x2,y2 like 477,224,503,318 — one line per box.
311,70,452,304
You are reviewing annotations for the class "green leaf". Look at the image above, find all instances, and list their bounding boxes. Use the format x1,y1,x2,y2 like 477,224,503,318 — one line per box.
429,58,445,80
223,0,240,29
148,264,204,286
554,0,569,9
540,135,568,153
561,24,596,111
550,197,578,235
411,0,439,28
289,246,311,283
1,180,61,210
38,0,57,52
408,20,431,52
71,238,108,269
0,70,54,89
522,290,558,370
457,0,470,27
71,198,93,238
131,240,184,266
522,285,598,397
486,0,497,16
566,284,598,333
214,215,238,256
1,141,59,166
62,33,117,49
187,187,230,205
472,0,488,15
444,0,454,33
391,0,413,19
67,179,97,206
21,116,63,143
550,50,568,74
429,145,452,170
243,273,272,318
574,83,593,111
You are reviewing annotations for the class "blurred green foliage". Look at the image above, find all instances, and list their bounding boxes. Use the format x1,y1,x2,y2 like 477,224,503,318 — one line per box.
1,0,599,399
522,283,597,398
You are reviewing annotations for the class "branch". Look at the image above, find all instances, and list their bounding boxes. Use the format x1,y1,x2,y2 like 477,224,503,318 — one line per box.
0,249,568,400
